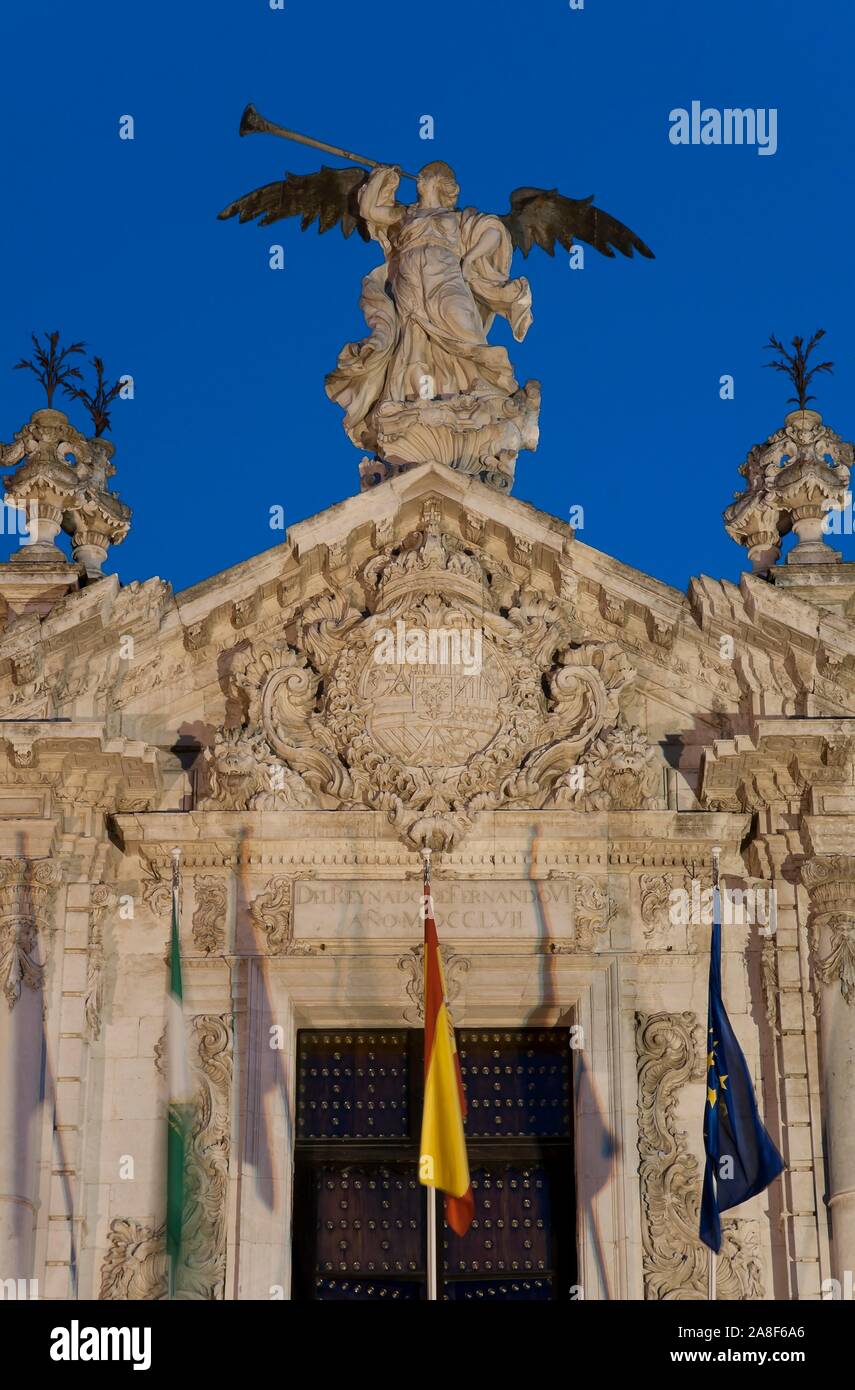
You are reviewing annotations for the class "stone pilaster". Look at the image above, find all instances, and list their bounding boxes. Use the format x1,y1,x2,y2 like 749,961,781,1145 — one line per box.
801,854,855,1282
0,857,61,1285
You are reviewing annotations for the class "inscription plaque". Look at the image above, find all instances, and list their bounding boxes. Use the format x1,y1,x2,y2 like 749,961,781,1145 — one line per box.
292,879,574,941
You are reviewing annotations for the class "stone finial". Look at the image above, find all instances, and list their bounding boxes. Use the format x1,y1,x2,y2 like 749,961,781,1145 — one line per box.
1,408,86,557
1,408,130,580
724,409,853,572
63,437,131,577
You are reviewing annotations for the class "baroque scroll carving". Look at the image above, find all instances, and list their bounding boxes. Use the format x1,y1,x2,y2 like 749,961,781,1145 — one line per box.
640,873,677,952
544,872,614,953
635,1010,765,1300
250,876,315,955
139,856,172,917
99,1013,233,1300
574,875,615,950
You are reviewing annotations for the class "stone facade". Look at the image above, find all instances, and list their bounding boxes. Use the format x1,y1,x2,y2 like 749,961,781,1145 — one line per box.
1,448,854,1300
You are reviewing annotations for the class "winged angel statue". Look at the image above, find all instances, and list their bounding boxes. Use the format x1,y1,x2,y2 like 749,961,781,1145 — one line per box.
220,106,653,492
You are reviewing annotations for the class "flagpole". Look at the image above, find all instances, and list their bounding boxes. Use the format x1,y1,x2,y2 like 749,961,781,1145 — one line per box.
699,840,784,1286
427,1185,438,1301
166,845,188,1301
169,846,181,1300
708,845,720,1305
421,846,439,1302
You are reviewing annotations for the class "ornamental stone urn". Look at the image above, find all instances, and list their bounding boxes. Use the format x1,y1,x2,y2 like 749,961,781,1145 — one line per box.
0,407,88,558
63,437,131,578
724,408,853,572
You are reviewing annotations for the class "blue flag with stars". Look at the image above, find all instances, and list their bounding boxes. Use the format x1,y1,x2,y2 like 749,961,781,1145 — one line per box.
700,878,784,1253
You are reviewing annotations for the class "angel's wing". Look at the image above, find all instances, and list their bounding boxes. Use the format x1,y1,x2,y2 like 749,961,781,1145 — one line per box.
500,187,654,260
218,165,372,240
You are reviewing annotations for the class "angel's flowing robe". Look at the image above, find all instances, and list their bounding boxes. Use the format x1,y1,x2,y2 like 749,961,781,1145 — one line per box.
326,182,533,452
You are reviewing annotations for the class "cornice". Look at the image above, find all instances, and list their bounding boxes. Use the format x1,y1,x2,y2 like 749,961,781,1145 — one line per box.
109,807,750,872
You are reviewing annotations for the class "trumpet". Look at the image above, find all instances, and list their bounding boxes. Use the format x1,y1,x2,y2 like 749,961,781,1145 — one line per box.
237,104,416,181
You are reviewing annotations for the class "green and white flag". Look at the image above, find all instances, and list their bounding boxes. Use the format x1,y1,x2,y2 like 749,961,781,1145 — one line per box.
166,849,192,1296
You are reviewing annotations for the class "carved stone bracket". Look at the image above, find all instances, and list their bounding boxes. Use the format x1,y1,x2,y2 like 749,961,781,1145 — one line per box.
635,1011,764,1299
0,856,62,1009
801,855,855,1006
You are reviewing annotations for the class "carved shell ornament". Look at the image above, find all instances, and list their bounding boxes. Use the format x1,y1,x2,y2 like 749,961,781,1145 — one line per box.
203,521,659,848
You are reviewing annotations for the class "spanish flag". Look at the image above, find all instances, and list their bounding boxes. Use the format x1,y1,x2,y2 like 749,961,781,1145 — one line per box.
418,859,474,1237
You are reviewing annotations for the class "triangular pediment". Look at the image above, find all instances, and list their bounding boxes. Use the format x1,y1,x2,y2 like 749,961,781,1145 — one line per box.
3,463,855,843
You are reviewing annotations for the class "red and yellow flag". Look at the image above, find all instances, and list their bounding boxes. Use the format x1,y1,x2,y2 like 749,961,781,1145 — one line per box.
419,863,474,1237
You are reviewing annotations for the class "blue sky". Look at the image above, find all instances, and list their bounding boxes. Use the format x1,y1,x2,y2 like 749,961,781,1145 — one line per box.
1,0,851,594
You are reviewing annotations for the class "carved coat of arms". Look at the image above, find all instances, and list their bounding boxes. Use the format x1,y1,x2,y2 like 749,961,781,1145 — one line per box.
203,509,660,848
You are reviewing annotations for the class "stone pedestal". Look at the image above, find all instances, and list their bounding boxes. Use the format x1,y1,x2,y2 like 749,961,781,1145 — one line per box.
769,560,855,616
0,556,80,619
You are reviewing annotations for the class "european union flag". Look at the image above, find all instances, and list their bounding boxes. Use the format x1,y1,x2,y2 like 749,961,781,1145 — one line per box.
699,877,784,1253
